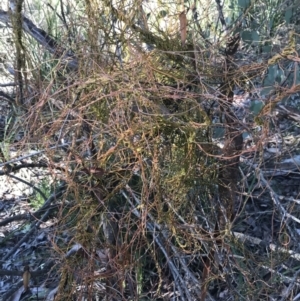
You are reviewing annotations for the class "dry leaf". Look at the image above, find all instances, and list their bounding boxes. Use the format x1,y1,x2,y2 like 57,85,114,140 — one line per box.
23,265,31,291
179,11,187,46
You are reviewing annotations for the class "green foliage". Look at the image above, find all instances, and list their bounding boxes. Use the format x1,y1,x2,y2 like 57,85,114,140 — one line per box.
30,178,52,209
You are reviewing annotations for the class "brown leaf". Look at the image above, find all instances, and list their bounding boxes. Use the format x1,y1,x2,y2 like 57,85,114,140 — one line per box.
23,265,31,291
179,11,187,46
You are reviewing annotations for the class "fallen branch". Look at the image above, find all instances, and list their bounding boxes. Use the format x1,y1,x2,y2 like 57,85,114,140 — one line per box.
232,231,300,261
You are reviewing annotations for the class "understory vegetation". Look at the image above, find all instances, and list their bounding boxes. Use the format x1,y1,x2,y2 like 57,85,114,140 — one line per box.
1,0,300,300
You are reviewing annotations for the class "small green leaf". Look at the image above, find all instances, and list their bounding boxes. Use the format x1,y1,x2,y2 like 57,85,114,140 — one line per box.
242,132,251,140
241,30,252,43
250,100,264,116
285,8,293,24
251,31,260,45
263,65,276,86
262,45,272,53
238,0,250,9
241,30,260,45
296,64,300,85
275,68,284,83
260,87,273,97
